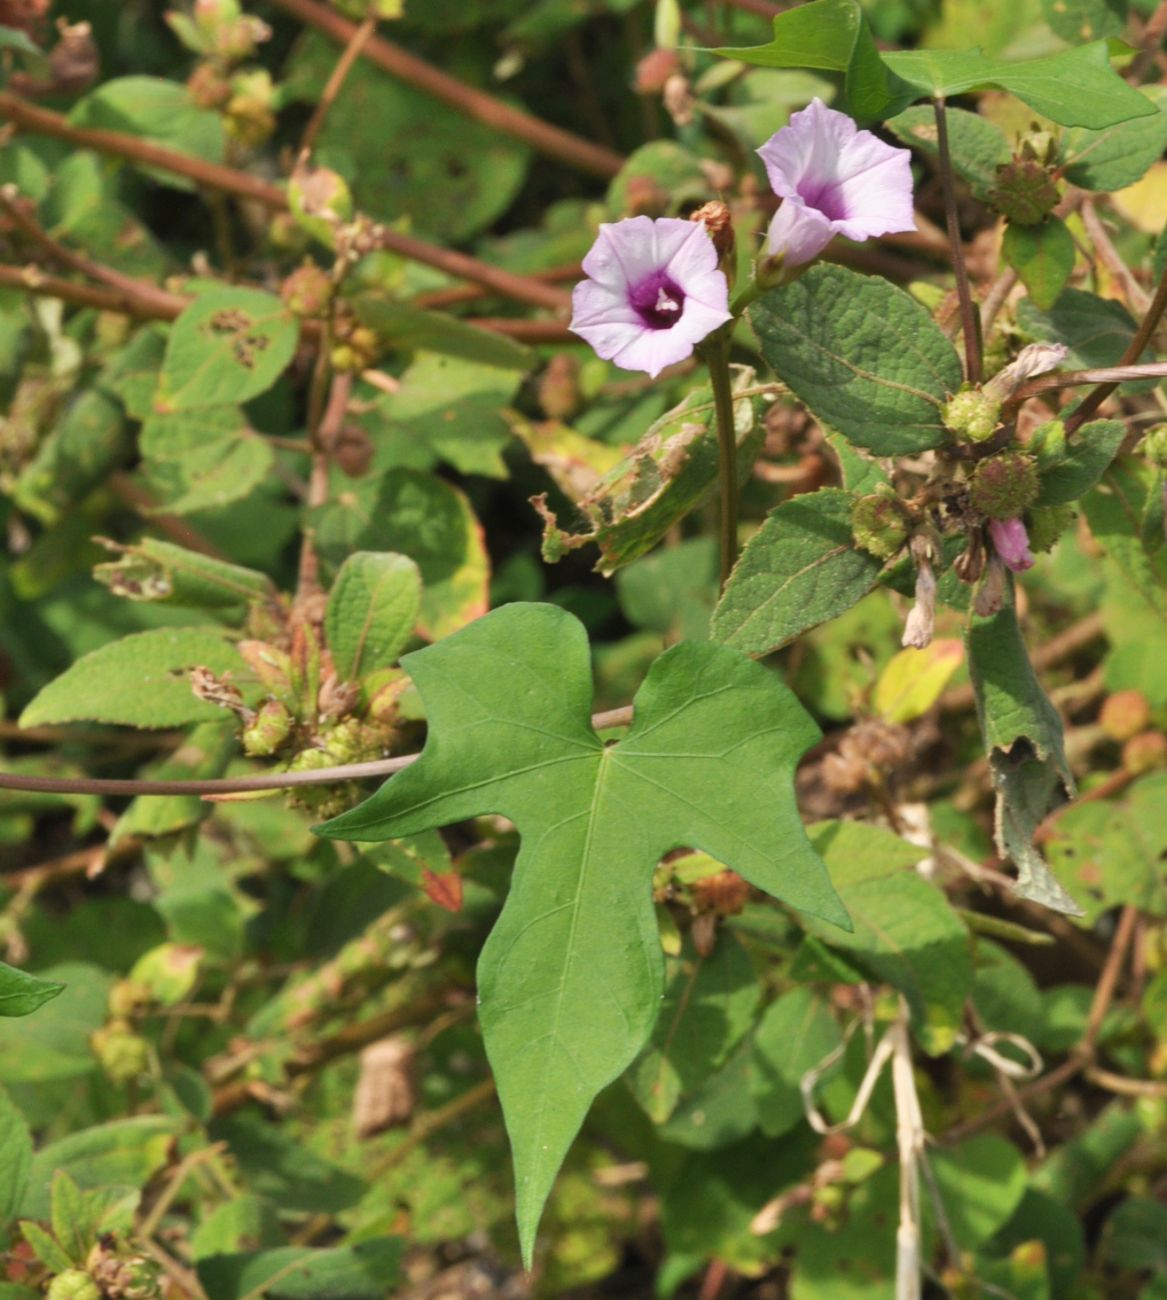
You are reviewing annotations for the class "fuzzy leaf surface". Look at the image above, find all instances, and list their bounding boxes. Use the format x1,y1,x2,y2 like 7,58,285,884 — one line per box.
751,266,961,455
1036,419,1126,507
325,552,421,681
318,603,847,1263
712,489,884,656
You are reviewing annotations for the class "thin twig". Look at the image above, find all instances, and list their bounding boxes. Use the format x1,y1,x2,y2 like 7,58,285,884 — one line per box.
298,12,378,163
932,97,981,385
1013,361,1167,402
1080,199,1151,314
265,0,623,178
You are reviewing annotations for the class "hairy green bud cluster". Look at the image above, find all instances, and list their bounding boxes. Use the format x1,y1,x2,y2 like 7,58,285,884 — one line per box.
1027,503,1075,553
850,490,912,559
943,388,1001,443
969,452,1040,521
990,158,1060,226
91,1020,150,1083
242,699,294,757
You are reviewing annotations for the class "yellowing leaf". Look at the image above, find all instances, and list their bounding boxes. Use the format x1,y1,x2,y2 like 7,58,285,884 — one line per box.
874,638,963,723
1112,161,1167,234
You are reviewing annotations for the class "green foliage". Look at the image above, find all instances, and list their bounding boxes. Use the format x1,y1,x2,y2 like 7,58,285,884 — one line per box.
324,551,420,680
320,602,845,1260
1002,218,1076,311
0,964,65,1018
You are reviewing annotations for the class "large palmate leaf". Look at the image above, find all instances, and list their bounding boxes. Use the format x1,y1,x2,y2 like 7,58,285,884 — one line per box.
319,603,846,1263
750,266,962,456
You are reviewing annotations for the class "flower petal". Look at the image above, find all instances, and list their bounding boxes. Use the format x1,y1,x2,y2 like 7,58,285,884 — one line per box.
662,220,720,285
608,323,700,377
764,199,836,269
570,278,639,331
988,518,1035,573
828,133,916,238
580,216,657,292
756,98,857,202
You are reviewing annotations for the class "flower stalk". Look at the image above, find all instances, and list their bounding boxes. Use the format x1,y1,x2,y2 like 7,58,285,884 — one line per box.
932,97,982,385
704,332,740,589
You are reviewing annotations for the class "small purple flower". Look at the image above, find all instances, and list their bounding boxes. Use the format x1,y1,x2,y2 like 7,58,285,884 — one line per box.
989,518,1035,573
570,216,732,377
757,98,916,270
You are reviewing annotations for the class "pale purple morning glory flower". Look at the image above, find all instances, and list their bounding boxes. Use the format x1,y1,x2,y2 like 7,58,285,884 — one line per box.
569,216,732,377
989,517,1035,573
757,98,916,270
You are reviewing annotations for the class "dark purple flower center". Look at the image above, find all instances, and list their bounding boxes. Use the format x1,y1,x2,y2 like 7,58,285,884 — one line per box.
629,271,685,331
797,178,848,222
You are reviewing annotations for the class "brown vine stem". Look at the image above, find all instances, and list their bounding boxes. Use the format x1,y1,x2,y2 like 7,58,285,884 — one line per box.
1080,199,1151,315
1065,253,1167,435
265,0,623,179
1012,361,1167,402
297,11,378,163
932,96,982,385
0,706,636,799
0,92,570,313
414,261,581,311
946,904,1138,1143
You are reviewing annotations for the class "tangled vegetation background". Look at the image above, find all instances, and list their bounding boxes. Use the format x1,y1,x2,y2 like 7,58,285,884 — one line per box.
0,0,1166,1296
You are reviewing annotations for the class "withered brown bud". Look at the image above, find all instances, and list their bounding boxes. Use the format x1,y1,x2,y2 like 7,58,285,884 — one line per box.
335,422,374,477
537,354,582,422
690,200,736,266
663,72,694,128
352,1036,416,1138
1101,690,1152,743
690,869,750,917
635,46,680,94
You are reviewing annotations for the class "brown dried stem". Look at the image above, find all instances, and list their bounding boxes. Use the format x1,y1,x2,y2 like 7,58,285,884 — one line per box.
298,11,378,163
932,97,981,385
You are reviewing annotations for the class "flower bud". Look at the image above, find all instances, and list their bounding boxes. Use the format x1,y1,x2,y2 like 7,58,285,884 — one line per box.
47,1272,101,1300
225,68,276,148
187,61,232,109
969,452,1039,520
1100,690,1151,743
280,263,333,318
1028,418,1067,469
289,165,354,246
987,516,1035,573
215,14,270,61
850,489,912,559
242,699,294,757
108,978,150,1018
990,157,1060,226
635,47,679,94
943,388,1001,443
335,422,374,478
194,0,241,32
1123,731,1167,775
91,1020,150,1083
690,200,736,277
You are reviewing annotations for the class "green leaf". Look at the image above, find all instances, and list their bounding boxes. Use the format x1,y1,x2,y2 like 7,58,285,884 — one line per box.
1083,461,1167,626
1101,1197,1167,1275
1036,419,1126,506
50,1172,88,1266
929,1136,1027,1249
607,141,711,217
616,537,719,643
158,288,298,410
805,822,970,1053
1041,0,1127,44
0,963,109,1086
312,469,488,640
1062,85,1167,191
629,934,760,1124
22,1117,181,1219
881,43,1156,129
19,1221,72,1275
21,627,245,728
0,963,64,1018
1019,288,1148,373
887,105,1010,200
197,1242,404,1300
751,987,842,1137
101,324,169,420
354,296,535,371
1003,218,1076,311
140,405,275,515
70,76,225,190
751,266,961,455
711,489,884,656
967,595,1082,916
713,0,915,122
0,1088,32,1229
325,552,421,680
537,374,764,575
209,1115,366,1214
1046,773,1167,925
318,603,847,1263
93,538,279,615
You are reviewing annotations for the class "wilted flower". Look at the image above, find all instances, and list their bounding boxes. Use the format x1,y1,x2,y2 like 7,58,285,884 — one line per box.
757,98,916,271
988,517,1035,573
570,216,732,377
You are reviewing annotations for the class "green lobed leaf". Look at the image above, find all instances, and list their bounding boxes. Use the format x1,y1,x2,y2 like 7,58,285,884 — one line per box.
70,76,225,190
354,296,535,372
887,105,1010,200
1036,419,1126,507
0,962,65,1018
1003,218,1076,312
711,489,884,657
629,933,760,1124
750,265,962,455
1062,85,1167,191
318,602,847,1263
881,43,1156,129
0,1087,32,1230
325,551,421,681
21,627,245,728
713,0,916,122
805,821,970,1053
312,468,488,640
967,595,1082,916
158,288,299,411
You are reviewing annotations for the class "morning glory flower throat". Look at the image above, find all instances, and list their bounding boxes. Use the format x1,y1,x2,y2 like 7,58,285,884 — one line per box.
758,98,916,270
570,216,732,377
